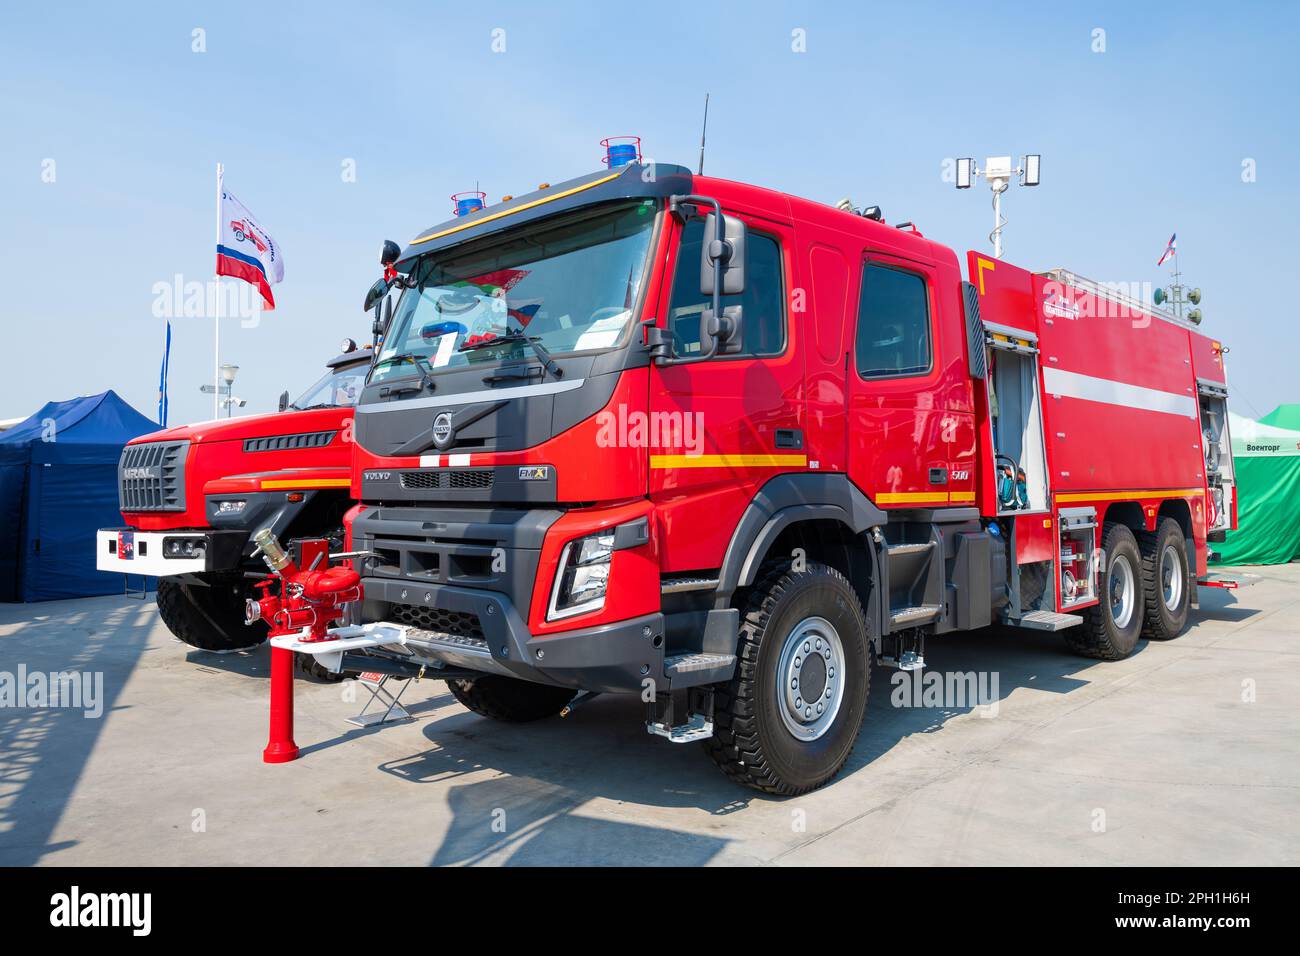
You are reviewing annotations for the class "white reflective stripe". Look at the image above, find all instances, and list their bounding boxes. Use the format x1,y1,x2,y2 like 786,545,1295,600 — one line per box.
416,453,474,468
358,377,584,413
448,454,471,467
418,454,441,467
1042,367,1196,418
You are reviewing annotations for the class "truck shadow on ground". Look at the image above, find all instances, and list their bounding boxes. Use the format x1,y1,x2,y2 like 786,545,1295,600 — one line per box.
0,596,156,866
363,622,1137,865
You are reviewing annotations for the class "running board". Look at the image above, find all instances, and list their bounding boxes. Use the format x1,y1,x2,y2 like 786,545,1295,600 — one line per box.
889,604,941,628
1011,610,1082,632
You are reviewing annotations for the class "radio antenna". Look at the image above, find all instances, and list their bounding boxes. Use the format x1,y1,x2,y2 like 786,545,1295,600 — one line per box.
697,93,710,175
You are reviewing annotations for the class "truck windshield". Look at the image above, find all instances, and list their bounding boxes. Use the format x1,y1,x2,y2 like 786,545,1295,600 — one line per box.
290,363,368,409
372,200,657,384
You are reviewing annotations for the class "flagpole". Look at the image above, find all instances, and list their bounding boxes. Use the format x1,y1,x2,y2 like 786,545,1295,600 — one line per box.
214,162,224,418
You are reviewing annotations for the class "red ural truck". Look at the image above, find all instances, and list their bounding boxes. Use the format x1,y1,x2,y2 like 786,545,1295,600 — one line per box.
96,344,370,653
282,162,1234,794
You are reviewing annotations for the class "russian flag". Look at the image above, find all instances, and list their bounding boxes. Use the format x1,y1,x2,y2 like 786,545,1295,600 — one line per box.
1157,233,1177,267
216,242,276,310
217,188,284,311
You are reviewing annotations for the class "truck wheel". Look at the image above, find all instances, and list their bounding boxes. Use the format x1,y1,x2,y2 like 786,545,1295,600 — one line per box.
1139,518,1190,641
156,574,265,652
447,675,576,722
1066,523,1144,661
705,560,870,796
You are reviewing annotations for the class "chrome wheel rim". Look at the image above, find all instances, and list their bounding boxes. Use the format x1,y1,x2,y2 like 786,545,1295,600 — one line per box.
1109,553,1136,629
1161,545,1184,611
776,616,845,742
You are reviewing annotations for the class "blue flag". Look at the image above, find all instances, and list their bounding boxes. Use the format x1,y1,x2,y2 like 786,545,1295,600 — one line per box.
157,320,171,426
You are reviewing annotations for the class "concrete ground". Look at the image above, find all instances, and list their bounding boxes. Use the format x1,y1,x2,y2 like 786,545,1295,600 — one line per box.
1,565,1297,867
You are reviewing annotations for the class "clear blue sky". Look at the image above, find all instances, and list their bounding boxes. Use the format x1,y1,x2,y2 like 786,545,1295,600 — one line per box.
1,0,1296,424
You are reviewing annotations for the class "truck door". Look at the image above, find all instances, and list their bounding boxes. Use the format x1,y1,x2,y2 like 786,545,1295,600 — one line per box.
846,252,963,509
648,209,804,575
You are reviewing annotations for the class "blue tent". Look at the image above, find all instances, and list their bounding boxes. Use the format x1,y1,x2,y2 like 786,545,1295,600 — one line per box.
0,391,158,602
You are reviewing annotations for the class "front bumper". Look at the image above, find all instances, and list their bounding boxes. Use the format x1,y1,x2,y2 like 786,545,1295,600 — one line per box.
360,577,665,693
95,527,248,577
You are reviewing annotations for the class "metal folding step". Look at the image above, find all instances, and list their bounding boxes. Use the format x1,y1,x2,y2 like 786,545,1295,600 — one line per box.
887,541,935,557
1012,610,1082,631
664,652,736,686
889,604,942,628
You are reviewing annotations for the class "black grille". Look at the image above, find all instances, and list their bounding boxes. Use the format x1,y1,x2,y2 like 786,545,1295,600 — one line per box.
399,470,494,491
389,602,485,642
119,440,188,512
449,470,494,490
400,471,443,490
244,430,336,453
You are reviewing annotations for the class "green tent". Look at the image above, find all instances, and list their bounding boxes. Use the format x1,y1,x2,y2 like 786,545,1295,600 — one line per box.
1258,403,1300,431
1211,411,1300,565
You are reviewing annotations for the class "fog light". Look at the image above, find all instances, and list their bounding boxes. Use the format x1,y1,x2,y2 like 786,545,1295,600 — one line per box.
163,537,205,559
548,531,615,620
217,499,246,514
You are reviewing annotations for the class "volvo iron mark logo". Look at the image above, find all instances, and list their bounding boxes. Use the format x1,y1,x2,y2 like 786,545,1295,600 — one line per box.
431,411,455,449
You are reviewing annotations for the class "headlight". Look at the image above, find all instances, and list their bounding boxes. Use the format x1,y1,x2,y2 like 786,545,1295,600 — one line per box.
216,499,246,514
548,531,615,620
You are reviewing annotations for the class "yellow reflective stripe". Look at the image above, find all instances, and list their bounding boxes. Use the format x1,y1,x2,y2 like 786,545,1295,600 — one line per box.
411,172,624,245
649,454,807,469
259,478,352,490
1055,488,1204,503
878,490,976,505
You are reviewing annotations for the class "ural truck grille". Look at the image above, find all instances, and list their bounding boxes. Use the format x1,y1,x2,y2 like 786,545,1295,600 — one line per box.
399,470,494,491
118,440,189,512
243,430,336,453
388,602,485,643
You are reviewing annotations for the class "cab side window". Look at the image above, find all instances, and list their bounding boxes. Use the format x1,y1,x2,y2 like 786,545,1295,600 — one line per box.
855,263,931,377
667,217,785,357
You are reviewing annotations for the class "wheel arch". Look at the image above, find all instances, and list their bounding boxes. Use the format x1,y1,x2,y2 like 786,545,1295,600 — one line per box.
716,474,884,647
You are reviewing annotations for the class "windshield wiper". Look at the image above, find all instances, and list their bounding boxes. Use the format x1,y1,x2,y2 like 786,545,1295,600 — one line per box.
459,330,562,379
371,353,436,394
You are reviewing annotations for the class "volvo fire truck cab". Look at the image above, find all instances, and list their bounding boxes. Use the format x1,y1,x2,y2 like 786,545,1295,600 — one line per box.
338,162,1234,794
96,343,370,654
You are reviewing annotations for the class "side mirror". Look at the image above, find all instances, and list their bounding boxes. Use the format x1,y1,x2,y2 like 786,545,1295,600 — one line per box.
699,213,747,295
703,305,744,356
364,277,390,314
277,390,290,413
380,240,401,267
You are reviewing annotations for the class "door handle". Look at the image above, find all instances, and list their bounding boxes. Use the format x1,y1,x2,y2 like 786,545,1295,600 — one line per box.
775,429,803,450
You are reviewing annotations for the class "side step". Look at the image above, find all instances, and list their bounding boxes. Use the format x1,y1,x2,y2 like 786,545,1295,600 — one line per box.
647,713,713,743
889,604,941,628
887,541,935,557
1012,610,1083,632
664,652,736,687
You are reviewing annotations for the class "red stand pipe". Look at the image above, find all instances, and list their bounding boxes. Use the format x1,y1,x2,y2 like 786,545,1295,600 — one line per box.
263,644,299,763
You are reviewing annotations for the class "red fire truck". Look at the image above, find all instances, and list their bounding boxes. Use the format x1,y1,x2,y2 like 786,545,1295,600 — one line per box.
267,162,1236,794
96,342,370,660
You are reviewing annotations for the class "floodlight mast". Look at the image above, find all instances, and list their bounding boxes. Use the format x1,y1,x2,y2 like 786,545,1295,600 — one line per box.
955,154,1039,259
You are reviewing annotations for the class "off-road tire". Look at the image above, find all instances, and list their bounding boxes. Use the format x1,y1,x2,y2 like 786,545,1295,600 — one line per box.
1139,518,1191,641
1066,522,1144,661
447,675,576,722
705,560,870,796
156,574,265,652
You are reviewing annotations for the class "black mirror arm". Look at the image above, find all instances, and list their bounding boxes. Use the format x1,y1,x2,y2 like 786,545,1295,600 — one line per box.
669,193,729,326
